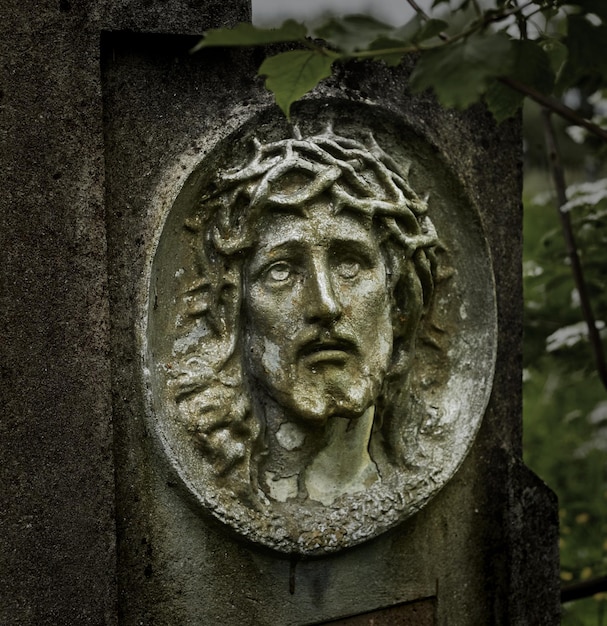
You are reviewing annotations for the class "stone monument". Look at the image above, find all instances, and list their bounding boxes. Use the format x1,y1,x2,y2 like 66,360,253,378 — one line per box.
145,114,496,556
1,1,560,624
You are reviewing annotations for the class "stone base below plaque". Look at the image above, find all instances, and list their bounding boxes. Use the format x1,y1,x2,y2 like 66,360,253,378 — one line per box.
320,597,436,625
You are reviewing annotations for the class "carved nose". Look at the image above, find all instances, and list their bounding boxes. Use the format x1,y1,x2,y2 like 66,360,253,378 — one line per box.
304,263,341,324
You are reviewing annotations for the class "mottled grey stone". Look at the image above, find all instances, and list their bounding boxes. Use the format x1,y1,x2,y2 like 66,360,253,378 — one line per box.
0,2,250,625
142,105,498,554
0,1,559,624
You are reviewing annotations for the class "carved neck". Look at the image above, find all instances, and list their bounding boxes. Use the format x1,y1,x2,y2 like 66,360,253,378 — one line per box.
258,401,379,506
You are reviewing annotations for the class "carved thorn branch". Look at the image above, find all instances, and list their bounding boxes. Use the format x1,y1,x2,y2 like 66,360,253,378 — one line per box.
542,108,607,391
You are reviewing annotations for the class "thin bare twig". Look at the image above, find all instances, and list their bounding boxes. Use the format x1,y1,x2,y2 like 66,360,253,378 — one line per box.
405,0,432,21
542,108,607,390
511,0,528,39
503,77,607,143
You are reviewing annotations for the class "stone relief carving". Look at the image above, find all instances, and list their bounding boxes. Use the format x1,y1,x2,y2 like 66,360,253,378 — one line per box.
143,105,497,554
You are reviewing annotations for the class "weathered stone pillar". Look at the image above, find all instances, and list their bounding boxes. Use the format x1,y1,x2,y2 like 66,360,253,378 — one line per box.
0,1,560,624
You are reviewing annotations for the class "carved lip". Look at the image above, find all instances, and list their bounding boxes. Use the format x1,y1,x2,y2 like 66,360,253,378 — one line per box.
298,336,357,364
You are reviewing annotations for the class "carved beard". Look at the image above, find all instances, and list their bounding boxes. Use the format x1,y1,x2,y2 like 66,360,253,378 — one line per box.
244,330,393,427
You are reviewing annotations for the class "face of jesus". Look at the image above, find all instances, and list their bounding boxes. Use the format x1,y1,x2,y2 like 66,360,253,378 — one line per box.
243,199,393,426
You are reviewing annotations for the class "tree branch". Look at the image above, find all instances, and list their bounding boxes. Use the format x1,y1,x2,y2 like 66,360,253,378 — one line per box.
561,575,607,603
504,77,607,143
405,0,432,21
542,109,607,390
406,0,535,28
511,0,528,39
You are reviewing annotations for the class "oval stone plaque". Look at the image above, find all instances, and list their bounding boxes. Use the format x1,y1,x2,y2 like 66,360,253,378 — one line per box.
141,101,497,554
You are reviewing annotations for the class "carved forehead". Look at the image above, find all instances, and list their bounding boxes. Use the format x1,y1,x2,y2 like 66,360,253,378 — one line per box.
252,200,378,249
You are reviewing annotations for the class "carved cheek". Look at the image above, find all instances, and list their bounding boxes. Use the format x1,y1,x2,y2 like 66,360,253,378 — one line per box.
353,271,390,318
259,338,283,378
245,284,301,362
354,277,393,360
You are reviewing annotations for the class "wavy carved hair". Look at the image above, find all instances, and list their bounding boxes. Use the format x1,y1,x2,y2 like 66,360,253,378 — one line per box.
170,126,441,493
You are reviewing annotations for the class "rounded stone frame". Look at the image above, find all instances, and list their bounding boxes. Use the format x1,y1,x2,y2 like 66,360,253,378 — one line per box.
141,101,497,555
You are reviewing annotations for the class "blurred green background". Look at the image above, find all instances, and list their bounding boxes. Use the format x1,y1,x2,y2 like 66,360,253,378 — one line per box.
523,96,607,625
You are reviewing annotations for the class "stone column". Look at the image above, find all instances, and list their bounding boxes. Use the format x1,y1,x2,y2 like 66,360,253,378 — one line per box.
0,1,560,624
0,1,250,624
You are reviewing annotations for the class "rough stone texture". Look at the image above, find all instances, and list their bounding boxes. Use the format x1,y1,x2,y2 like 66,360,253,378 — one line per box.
0,1,560,625
0,4,114,624
102,35,560,625
323,597,435,625
0,1,250,624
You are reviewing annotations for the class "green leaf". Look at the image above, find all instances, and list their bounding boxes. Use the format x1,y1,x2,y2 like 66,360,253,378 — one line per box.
392,16,448,44
417,19,448,42
308,13,446,63
313,14,393,53
410,32,513,110
365,41,402,65
337,15,448,68
485,39,555,122
191,20,307,52
366,36,409,66
558,14,607,89
540,37,568,75
258,50,334,119
484,80,522,123
391,14,424,44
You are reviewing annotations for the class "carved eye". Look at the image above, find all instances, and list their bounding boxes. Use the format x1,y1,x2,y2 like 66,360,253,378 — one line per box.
335,260,361,279
267,262,291,283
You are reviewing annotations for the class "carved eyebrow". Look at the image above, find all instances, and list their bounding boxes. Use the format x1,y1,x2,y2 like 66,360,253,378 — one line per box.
246,240,305,280
329,237,377,261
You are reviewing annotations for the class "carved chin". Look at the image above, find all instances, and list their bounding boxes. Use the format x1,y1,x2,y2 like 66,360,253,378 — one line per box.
245,337,390,426
268,370,384,426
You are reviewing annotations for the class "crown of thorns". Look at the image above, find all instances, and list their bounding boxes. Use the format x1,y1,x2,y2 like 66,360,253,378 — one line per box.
202,126,438,259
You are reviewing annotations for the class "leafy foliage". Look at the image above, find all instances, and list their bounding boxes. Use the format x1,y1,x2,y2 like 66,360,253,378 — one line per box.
410,31,512,110
524,180,607,369
313,14,395,53
486,39,554,122
523,135,607,621
190,20,307,51
258,51,334,119
192,1,607,132
558,14,607,92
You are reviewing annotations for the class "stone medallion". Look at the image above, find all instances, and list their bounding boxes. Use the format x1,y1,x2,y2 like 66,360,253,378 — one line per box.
141,101,497,555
